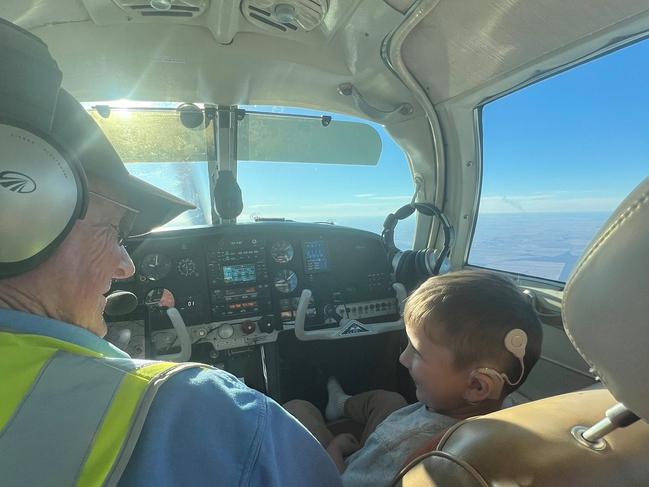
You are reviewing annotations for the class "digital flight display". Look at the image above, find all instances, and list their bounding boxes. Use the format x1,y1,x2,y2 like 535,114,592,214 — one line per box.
303,240,329,273
223,264,256,284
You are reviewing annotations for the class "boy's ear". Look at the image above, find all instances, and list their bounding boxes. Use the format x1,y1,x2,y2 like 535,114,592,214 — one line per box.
465,368,505,402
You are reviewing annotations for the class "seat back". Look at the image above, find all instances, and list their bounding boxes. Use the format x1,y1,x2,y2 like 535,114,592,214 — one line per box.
394,389,649,486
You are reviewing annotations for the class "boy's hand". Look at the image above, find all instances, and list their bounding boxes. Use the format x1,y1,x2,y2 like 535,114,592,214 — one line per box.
330,433,361,456
326,433,361,473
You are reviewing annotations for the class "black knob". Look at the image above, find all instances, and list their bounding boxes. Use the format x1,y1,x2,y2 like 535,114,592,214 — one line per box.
257,317,275,334
241,321,256,335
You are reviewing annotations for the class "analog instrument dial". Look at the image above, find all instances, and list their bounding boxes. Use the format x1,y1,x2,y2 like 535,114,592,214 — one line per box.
271,240,294,264
274,269,298,294
140,253,172,281
177,257,198,277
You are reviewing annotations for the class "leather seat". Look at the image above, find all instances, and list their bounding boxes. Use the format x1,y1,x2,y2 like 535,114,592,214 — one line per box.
394,176,649,486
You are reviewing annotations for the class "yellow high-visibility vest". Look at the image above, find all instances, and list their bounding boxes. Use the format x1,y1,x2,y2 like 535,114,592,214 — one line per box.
0,330,204,487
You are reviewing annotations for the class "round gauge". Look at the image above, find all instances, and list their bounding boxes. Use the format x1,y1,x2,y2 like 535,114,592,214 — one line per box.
177,257,198,277
271,240,294,264
140,253,172,281
274,269,298,294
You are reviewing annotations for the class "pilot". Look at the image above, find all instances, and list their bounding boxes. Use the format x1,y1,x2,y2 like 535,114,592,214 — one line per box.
0,18,341,487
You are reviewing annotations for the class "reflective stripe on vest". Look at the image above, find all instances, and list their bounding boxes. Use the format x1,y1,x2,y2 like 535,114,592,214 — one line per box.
0,330,204,487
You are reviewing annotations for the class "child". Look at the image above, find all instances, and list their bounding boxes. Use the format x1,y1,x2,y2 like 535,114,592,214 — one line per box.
285,270,543,486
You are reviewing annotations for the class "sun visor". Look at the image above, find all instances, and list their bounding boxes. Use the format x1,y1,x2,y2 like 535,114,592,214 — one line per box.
51,91,196,236
238,113,383,165
0,18,61,133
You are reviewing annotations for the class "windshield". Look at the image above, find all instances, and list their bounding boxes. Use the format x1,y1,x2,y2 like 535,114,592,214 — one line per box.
86,102,212,229
237,106,413,248
86,103,414,248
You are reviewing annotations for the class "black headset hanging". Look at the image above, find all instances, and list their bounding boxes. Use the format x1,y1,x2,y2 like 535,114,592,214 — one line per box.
382,202,454,292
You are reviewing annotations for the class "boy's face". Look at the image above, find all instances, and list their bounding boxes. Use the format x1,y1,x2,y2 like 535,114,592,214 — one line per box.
399,319,470,412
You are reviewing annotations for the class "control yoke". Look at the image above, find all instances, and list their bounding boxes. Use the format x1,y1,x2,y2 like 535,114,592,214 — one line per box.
156,308,193,362
145,287,192,362
294,283,407,341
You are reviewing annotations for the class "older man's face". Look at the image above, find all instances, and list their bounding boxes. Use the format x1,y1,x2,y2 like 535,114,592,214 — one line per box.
49,180,136,336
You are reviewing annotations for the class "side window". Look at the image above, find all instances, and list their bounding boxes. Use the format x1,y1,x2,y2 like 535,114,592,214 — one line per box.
470,39,649,281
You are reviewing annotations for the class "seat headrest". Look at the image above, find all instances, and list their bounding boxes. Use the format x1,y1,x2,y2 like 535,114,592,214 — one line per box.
563,176,649,422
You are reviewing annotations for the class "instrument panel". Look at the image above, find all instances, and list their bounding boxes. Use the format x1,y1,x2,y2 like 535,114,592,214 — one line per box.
109,222,399,357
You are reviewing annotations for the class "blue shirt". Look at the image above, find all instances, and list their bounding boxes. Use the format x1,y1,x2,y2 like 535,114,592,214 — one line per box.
0,309,342,487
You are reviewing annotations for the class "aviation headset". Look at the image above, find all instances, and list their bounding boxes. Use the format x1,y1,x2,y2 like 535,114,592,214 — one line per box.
0,19,88,278
382,202,454,291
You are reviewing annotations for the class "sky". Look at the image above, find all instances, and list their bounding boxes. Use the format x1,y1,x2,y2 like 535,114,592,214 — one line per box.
480,35,649,214
468,36,649,278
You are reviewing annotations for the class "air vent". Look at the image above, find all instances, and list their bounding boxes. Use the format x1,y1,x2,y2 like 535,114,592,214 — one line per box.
241,0,328,33
112,0,209,18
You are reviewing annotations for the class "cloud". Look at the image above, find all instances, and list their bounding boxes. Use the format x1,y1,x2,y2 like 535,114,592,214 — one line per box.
368,195,412,201
480,194,620,213
500,196,525,212
354,194,411,201
260,199,402,219
302,202,382,209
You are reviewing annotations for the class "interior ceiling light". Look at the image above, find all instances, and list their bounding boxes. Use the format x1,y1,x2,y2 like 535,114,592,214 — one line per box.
150,0,173,10
274,4,296,23
241,0,329,33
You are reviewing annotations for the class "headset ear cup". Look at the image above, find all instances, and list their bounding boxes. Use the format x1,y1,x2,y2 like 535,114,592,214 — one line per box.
396,251,419,291
404,252,418,287
415,250,428,282
74,160,89,220
424,249,438,276
394,250,411,284
0,122,86,277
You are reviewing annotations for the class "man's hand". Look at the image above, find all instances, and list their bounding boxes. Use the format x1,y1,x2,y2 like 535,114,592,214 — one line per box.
326,433,361,473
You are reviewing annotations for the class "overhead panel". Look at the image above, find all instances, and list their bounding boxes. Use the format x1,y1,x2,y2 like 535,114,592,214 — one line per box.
402,0,649,104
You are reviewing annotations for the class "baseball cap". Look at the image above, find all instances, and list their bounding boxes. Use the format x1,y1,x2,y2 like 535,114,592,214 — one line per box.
51,89,196,236
0,16,195,237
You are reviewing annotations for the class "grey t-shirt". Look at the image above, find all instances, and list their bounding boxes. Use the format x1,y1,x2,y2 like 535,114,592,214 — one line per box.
341,402,456,487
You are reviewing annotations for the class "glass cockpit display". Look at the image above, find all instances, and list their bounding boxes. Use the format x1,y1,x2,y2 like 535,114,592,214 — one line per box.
223,264,257,285
303,240,329,273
